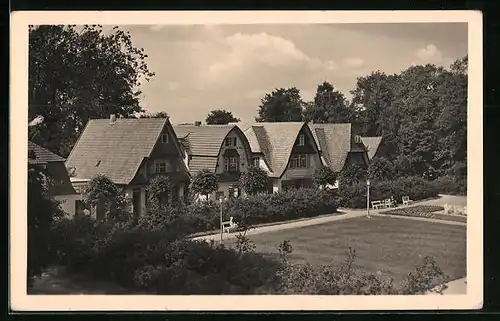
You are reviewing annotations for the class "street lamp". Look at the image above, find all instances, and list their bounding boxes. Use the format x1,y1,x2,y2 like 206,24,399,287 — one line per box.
219,196,226,244
366,179,371,218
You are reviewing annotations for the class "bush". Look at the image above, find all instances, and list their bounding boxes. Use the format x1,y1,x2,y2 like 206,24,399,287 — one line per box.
239,166,269,195
338,164,368,187
432,175,467,195
226,188,338,228
338,176,438,208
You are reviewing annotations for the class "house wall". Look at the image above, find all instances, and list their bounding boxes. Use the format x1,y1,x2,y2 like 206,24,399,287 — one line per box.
215,128,252,175
54,194,83,218
281,127,322,181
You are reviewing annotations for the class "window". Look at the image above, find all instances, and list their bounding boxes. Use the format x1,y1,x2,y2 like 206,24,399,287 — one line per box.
253,157,260,167
289,154,309,169
225,137,237,147
224,156,240,172
160,134,169,143
155,160,167,173
298,134,305,146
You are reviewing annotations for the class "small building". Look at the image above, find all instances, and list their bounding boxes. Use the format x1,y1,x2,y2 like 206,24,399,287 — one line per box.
309,123,370,173
65,115,191,218
28,141,79,216
239,122,323,192
173,123,254,201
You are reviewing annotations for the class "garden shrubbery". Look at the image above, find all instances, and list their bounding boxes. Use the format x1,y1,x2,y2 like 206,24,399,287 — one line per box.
50,216,449,295
338,176,438,208
431,175,467,196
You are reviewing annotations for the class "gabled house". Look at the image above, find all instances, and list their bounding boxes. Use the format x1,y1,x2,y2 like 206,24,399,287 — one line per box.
28,141,79,216
239,122,323,192
173,123,254,201
308,123,370,185
65,115,190,218
361,136,384,160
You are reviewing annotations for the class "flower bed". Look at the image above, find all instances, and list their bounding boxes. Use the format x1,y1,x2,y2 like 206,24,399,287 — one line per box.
383,205,444,218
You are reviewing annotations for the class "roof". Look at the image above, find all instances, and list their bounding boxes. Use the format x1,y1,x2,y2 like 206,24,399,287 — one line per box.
308,123,352,172
241,122,307,177
65,118,170,185
28,141,66,164
172,124,239,175
361,136,383,160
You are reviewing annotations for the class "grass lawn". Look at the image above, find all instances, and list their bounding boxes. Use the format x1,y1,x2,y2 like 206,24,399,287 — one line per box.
229,216,466,284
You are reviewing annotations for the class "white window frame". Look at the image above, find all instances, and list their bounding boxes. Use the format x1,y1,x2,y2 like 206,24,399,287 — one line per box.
155,160,167,173
253,157,260,167
298,134,305,146
161,134,169,144
290,154,309,169
224,156,239,172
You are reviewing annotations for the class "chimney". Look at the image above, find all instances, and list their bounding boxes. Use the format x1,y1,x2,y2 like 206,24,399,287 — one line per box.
110,114,116,124
194,121,202,126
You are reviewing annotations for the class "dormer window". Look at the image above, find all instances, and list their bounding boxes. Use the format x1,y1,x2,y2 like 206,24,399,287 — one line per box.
298,134,305,146
160,134,169,144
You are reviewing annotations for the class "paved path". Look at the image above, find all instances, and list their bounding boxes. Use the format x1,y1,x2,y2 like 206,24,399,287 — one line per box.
192,195,467,242
426,277,467,295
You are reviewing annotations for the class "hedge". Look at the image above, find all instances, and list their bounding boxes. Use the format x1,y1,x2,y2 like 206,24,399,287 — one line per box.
48,217,449,295
338,176,439,209
431,175,467,196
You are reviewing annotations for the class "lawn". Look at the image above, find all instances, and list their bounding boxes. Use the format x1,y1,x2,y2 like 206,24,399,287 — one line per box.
229,216,466,284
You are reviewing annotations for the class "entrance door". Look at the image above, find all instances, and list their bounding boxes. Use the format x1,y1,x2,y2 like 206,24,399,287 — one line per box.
132,189,141,217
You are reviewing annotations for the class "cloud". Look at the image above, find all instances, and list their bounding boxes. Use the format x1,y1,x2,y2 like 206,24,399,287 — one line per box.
343,58,365,68
413,44,453,66
202,32,337,87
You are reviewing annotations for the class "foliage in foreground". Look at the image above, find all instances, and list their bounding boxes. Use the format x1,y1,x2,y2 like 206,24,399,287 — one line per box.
49,217,450,295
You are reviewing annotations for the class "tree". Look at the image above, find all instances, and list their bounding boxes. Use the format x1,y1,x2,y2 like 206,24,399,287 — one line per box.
350,72,401,137
139,111,169,118
206,109,240,125
29,25,155,157
367,157,396,181
338,164,367,187
303,82,354,124
255,87,304,122
190,169,219,200
84,174,129,220
312,166,337,189
239,166,269,195
27,161,64,287
146,175,172,207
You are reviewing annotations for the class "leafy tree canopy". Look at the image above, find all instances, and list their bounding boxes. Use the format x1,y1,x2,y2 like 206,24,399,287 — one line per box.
206,109,240,125
255,87,304,122
29,24,155,157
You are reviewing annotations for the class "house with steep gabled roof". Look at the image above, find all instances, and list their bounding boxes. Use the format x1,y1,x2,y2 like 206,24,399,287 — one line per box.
65,115,191,218
238,122,324,192
173,123,254,200
361,136,384,160
309,123,370,174
28,141,79,216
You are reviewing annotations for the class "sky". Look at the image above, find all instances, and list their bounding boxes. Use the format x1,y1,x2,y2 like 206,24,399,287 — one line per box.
116,23,468,124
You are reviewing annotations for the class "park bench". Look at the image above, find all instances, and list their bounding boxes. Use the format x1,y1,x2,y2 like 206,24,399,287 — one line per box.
222,216,238,233
371,200,384,210
402,196,413,206
384,198,396,208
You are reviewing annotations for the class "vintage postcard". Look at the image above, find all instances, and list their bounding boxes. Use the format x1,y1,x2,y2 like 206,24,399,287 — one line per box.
10,10,482,311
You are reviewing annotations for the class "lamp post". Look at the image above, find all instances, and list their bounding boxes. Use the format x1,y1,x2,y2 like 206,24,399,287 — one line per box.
366,179,371,218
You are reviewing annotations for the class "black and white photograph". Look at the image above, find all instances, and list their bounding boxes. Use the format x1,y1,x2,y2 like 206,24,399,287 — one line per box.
10,11,482,311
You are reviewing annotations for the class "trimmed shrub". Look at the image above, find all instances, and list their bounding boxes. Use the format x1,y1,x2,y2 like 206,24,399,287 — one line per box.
432,175,467,195
338,176,438,208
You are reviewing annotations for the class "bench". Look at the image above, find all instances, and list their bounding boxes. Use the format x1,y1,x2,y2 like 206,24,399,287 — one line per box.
402,196,413,206
371,200,384,210
221,216,238,233
384,198,396,208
